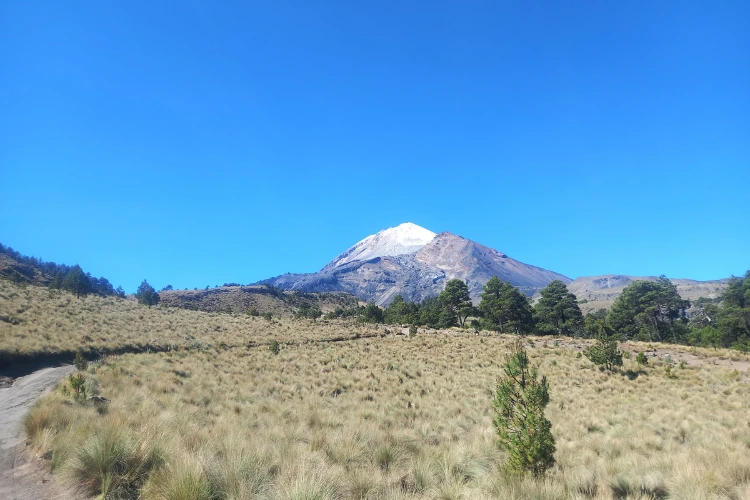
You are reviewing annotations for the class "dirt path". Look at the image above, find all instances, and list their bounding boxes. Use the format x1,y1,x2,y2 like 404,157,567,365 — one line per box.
0,365,83,500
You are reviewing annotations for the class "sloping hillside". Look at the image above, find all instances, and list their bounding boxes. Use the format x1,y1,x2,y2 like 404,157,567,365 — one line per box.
566,275,729,313
159,285,359,317
0,280,364,367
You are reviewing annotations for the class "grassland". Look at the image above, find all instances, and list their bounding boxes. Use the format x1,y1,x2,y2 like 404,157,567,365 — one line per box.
4,281,750,499
0,281,365,366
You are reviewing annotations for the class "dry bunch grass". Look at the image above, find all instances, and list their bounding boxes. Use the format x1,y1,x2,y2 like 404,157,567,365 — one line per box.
26,328,750,499
0,281,378,361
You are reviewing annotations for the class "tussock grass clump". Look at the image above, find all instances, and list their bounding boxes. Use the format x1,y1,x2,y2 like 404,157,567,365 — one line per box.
142,458,215,500
67,425,163,497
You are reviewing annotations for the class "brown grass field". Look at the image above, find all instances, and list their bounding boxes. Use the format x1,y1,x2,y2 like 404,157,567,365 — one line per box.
3,281,750,499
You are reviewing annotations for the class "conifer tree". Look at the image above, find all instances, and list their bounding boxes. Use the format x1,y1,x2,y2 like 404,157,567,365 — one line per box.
584,324,623,371
440,279,472,327
533,280,583,335
479,276,534,334
62,265,92,299
136,280,160,308
493,338,556,476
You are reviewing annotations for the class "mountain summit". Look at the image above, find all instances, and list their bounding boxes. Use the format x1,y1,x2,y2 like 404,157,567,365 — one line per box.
260,223,569,305
323,222,436,271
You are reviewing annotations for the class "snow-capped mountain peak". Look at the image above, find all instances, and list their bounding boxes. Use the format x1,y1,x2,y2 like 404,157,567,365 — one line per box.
322,222,436,270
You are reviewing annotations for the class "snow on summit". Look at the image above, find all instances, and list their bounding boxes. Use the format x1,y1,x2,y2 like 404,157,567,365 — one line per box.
323,222,437,270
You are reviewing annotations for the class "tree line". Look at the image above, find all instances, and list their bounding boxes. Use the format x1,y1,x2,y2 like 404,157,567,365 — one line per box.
1,243,124,299
349,272,749,351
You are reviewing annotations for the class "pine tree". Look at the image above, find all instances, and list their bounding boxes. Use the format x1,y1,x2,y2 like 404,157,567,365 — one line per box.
440,279,472,327
493,338,556,476
136,280,160,308
608,276,690,342
479,276,534,334
583,324,623,371
533,280,583,336
62,265,92,299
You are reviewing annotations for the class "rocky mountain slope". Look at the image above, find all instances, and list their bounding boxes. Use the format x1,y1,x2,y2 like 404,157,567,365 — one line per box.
260,223,570,305
323,222,436,270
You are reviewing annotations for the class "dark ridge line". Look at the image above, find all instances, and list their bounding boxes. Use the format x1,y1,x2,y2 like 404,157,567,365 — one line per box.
0,331,387,379
0,344,178,376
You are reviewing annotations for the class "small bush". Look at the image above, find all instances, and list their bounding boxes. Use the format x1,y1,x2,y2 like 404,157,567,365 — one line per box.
68,373,87,400
636,352,648,366
269,341,280,356
74,352,87,372
409,324,418,337
584,331,623,371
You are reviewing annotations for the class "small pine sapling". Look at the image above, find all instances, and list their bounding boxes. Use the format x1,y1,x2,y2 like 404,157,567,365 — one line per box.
492,338,556,476
636,352,648,366
68,373,87,400
583,325,623,371
269,340,280,355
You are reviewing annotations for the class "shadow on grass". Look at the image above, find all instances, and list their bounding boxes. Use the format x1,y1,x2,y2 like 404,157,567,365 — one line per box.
621,368,647,380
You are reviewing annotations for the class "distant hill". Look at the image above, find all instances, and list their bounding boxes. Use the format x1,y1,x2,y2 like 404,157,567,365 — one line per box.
158,285,360,318
259,223,570,305
0,243,118,296
564,275,729,313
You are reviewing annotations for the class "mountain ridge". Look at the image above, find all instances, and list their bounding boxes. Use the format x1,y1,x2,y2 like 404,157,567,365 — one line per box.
322,222,436,271
564,274,729,313
259,224,570,305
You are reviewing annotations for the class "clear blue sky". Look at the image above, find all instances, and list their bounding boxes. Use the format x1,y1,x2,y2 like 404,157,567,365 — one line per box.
1,1,748,292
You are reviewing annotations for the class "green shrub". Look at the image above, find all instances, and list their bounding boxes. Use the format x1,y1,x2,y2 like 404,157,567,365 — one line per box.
68,373,87,400
74,352,87,372
636,352,648,366
409,324,417,337
269,341,280,356
584,331,623,371
492,338,555,476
